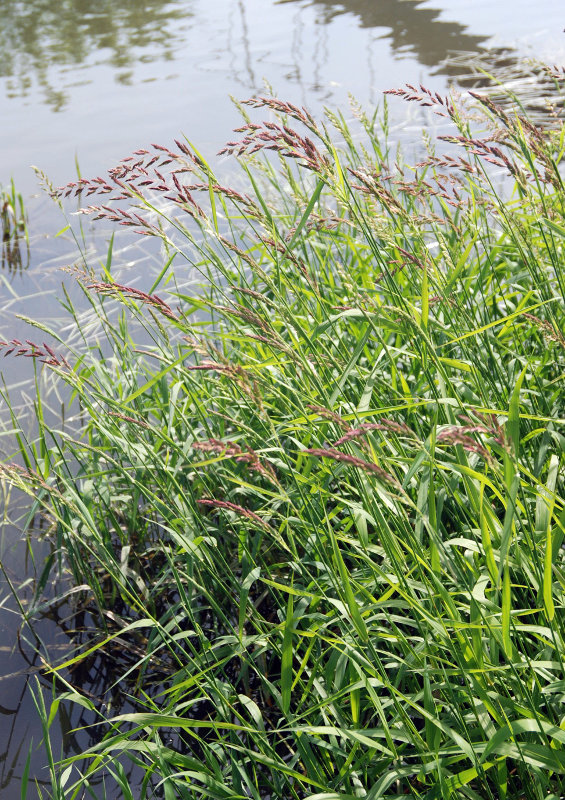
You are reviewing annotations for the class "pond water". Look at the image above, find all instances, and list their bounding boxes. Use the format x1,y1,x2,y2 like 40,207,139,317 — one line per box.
0,1,563,797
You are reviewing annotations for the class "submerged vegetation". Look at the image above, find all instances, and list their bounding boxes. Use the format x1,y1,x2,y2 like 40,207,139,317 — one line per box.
1,78,565,799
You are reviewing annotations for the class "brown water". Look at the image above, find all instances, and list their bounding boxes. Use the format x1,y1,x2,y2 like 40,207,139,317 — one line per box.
0,2,563,797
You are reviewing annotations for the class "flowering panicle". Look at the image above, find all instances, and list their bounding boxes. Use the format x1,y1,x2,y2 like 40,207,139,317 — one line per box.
285,211,349,240
541,65,565,82
523,313,565,349
218,100,329,173
333,420,415,447
218,236,257,268
86,281,179,321
457,412,511,452
51,142,207,234
347,168,405,215
197,499,270,529
467,91,513,129
240,97,320,135
305,447,401,488
0,339,70,369
436,426,493,463
231,287,275,306
306,405,349,430
384,84,455,118
213,302,273,334
416,154,477,175
193,438,277,482
244,333,296,358
170,181,260,215
108,412,151,430
438,133,524,180
382,169,466,209
0,464,69,508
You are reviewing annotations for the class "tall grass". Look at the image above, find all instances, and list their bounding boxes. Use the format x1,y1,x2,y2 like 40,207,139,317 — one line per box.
1,82,564,799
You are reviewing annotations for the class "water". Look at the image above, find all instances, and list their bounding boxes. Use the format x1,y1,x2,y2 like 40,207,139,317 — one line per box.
0,1,563,797
2,1,563,195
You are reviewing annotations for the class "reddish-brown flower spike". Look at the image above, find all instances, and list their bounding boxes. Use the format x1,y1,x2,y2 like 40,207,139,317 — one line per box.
197,499,270,528
305,448,401,488
0,339,70,368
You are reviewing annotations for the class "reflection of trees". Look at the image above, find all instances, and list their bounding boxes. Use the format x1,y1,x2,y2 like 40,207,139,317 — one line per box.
280,0,487,71
0,0,193,110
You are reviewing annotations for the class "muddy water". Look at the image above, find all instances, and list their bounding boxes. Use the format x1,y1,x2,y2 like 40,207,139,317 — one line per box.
0,1,563,797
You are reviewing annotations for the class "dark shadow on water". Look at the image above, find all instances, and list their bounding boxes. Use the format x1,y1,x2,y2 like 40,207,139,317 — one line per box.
279,0,488,71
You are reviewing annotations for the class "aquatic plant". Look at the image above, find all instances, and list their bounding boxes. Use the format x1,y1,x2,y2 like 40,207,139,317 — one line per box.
2,83,565,799
1,178,28,272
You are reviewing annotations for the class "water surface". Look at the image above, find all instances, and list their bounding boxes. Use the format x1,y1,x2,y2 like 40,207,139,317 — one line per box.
1,0,562,194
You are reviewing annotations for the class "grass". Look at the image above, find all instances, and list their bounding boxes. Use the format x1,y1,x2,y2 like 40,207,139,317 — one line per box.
1,177,28,272
1,81,564,799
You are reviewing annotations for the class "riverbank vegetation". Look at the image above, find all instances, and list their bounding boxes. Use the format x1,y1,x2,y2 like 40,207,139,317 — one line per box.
2,79,565,799
1,177,27,272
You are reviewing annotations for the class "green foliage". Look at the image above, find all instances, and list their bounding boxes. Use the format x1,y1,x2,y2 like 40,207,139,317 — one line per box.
1,177,28,271
2,85,565,799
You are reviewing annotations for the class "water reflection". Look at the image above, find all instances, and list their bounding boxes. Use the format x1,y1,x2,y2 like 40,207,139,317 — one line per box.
0,0,496,115
281,0,488,69
0,0,193,110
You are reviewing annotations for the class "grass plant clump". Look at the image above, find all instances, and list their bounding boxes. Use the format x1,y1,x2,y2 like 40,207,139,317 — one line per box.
1,177,28,272
1,84,565,799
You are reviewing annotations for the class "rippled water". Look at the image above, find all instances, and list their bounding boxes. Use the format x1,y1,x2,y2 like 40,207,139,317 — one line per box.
0,2,563,797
